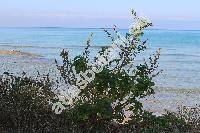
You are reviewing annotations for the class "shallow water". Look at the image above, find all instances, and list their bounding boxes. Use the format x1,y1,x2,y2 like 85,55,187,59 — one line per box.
0,28,200,88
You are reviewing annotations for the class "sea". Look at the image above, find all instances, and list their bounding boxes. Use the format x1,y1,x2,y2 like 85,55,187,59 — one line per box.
0,27,200,89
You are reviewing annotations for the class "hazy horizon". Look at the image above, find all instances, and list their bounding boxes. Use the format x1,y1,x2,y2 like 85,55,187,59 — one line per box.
0,0,200,30
1,27,200,31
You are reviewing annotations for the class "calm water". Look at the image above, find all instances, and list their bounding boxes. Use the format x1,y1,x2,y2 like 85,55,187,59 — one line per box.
0,27,200,88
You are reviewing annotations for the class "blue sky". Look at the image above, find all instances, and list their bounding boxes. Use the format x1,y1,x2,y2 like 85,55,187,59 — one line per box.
0,0,200,29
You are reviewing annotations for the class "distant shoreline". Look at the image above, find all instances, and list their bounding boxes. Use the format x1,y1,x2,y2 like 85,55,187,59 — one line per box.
0,50,43,58
1,27,200,31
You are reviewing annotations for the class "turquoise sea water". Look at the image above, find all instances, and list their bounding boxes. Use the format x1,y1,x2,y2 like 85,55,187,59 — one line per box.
0,28,200,88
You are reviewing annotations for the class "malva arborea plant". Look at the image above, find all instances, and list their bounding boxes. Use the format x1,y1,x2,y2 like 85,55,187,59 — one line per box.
52,10,161,123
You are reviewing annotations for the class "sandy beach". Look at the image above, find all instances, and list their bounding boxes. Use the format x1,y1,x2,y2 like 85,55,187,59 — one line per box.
0,50,43,57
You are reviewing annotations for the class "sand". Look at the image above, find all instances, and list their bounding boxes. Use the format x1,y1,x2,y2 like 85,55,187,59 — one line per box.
0,50,43,57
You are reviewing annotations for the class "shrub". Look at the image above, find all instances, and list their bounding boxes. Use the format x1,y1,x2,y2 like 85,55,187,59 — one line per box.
0,72,70,132
177,105,200,132
54,10,161,132
130,111,191,132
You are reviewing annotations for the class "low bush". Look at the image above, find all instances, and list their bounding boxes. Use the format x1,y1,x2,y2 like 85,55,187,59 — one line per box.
53,9,160,132
0,72,71,132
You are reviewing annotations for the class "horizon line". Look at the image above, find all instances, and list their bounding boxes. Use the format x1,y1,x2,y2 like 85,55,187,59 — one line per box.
0,27,200,31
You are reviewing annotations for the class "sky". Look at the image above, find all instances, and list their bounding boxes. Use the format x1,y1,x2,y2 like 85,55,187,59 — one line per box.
0,0,200,29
